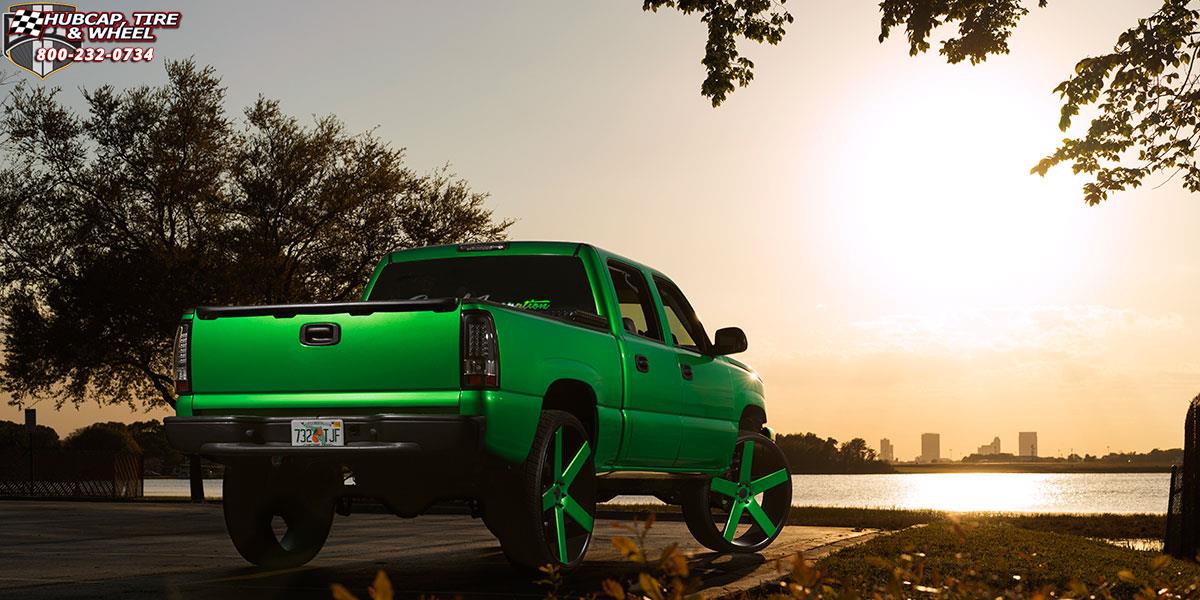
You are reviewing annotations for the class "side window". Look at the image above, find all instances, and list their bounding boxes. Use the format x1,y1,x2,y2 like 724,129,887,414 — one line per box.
653,277,709,353
607,262,663,341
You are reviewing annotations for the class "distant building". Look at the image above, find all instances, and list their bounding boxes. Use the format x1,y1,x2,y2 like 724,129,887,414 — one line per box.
1019,431,1038,457
977,436,1001,456
880,438,894,462
920,433,940,463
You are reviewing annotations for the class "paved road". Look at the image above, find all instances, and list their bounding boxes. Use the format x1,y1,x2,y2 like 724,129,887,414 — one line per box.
0,501,876,599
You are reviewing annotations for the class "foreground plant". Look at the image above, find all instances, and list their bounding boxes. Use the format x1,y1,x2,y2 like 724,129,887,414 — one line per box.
599,513,699,600
335,515,1200,599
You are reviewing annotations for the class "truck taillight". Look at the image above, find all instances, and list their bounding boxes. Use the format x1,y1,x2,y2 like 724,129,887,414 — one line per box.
173,320,191,395
461,311,499,389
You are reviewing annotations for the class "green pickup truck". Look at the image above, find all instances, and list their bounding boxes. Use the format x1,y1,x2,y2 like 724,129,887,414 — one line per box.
165,241,791,570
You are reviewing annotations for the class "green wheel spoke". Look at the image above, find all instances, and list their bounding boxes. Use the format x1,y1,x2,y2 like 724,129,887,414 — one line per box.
562,495,594,531
745,500,777,537
723,500,746,542
561,440,591,487
542,487,556,511
710,477,739,498
749,468,788,495
554,505,568,563
738,440,755,483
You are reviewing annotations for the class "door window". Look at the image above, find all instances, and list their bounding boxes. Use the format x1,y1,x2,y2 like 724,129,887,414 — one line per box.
653,277,709,353
607,262,663,341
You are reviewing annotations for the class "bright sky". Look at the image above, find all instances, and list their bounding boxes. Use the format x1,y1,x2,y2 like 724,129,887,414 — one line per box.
3,0,1197,460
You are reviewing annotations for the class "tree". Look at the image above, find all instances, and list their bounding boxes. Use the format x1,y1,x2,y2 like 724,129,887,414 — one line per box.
63,422,141,457
663,0,1200,204
127,420,185,476
776,431,893,474
0,60,513,411
0,419,60,478
838,438,877,465
642,0,793,106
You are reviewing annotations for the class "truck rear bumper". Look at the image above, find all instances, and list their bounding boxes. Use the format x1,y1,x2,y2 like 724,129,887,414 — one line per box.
164,414,484,460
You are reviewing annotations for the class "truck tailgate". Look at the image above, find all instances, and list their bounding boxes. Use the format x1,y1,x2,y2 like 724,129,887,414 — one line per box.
190,303,462,396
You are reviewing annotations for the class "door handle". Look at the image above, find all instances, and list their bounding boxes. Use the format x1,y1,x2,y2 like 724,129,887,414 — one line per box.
635,354,649,373
300,322,340,346
680,364,693,381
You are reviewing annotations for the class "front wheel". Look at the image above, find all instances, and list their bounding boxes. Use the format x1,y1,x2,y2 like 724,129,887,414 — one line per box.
222,461,337,569
682,431,791,553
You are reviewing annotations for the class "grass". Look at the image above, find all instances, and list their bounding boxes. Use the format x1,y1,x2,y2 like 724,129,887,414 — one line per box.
334,511,1187,600
984,513,1165,540
785,506,944,530
798,521,1200,599
602,503,1165,539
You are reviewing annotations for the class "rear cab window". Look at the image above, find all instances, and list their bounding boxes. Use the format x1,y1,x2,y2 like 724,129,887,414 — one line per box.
368,255,598,317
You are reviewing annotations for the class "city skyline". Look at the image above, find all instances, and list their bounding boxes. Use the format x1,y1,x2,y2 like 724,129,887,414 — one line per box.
891,431,1055,461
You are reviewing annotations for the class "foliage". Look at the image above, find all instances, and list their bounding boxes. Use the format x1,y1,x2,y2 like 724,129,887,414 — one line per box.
0,59,513,410
126,420,186,475
876,0,1200,204
600,513,699,600
775,432,894,474
878,0,1047,65
655,0,1200,204
786,506,947,531
0,418,59,450
795,521,1200,599
62,422,142,457
600,504,1164,538
333,512,1189,599
0,418,193,479
988,513,1166,540
0,419,61,479
1031,0,1200,204
642,0,793,106
330,569,395,600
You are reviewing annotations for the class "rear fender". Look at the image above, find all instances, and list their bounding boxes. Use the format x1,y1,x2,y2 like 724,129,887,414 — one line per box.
482,358,616,465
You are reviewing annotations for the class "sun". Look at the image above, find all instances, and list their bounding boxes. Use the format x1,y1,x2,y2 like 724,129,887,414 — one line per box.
823,72,1092,312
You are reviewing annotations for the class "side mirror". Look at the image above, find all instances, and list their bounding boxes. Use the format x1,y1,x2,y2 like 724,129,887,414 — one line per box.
712,327,747,355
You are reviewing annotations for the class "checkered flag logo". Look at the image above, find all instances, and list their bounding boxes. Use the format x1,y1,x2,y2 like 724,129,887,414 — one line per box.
8,8,44,37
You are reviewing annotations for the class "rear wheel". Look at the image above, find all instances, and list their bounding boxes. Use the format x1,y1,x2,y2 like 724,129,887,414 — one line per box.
222,461,337,569
488,410,596,571
682,431,791,553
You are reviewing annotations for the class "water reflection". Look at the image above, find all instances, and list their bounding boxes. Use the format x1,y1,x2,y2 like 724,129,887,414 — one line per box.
899,473,1050,512
792,472,1169,514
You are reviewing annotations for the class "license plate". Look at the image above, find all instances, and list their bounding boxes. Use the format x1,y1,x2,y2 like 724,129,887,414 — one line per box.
290,419,344,447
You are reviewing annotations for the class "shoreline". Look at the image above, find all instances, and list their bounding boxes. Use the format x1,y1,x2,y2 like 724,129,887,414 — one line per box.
890,463,1174,474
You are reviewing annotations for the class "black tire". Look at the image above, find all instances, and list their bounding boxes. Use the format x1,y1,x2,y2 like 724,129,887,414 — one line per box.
222,461,337,569
487,410,596,571
681,431,791,553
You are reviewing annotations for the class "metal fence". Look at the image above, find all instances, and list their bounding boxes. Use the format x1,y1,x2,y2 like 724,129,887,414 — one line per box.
1166,395,1200,559
0,451,143,499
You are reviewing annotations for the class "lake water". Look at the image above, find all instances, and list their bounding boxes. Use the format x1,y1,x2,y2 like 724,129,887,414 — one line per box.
782,472,1170,514
145,472,1171,514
